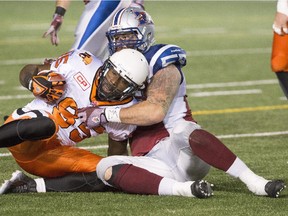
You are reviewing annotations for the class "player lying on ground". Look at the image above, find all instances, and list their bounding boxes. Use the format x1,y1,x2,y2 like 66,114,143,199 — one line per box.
0,49,148,178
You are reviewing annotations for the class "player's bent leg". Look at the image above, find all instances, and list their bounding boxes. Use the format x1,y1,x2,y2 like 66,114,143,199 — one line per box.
188,126,286,197
0,117,56,148
275,72,288,99
271,33,288,99
106,164,162,195
97,158,213,198
45,172,109,192
0,170,110,194
16,146,102,178
169,120,211,180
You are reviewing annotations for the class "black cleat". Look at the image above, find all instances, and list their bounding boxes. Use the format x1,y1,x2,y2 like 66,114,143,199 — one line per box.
0,170,37,194
264,180,286,198
191,180,213,198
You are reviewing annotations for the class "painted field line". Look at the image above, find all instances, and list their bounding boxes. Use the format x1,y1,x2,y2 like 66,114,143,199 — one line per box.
189,89,262,97
193,104,288,115
1,130,287,158
186,79,278,89
0,58,47,66
0,94,33,100
217,131,288,139
186,48,271,57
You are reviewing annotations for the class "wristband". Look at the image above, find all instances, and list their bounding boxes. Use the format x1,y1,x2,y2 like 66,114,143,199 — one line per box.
104,107,121,123
55,6,66,16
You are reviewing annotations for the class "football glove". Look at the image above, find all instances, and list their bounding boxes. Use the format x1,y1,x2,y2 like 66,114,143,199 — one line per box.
43,14,63,46
78,106,108,128
29,71,66,103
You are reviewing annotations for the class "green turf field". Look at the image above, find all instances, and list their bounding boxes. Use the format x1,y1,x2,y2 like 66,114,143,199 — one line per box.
0,1,287,215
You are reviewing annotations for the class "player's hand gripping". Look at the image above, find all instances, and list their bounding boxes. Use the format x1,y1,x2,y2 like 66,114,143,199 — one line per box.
29,71,66,102
43,14,63,45
78,106,108,128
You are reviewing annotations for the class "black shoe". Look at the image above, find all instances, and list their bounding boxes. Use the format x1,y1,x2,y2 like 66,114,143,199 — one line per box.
191,180,213,198
264,180,286,198
0,170,37,194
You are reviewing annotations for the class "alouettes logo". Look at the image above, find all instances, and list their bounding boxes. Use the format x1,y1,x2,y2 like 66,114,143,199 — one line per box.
73,72,90,91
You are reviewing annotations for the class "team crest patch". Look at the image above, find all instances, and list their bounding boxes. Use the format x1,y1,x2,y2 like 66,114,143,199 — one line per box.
79,52,92,65
73,72,90,91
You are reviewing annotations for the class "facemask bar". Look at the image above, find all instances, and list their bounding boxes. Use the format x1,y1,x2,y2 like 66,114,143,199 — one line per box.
97,60,141,102
106,27,145,54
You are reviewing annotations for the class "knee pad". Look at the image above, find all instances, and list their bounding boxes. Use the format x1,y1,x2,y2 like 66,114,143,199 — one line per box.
172,120,201,146
17,117,56,141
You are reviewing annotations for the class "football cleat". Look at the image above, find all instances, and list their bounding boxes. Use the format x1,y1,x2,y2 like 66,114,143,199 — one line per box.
264,180,286,198
191,180,214,198
0,170,37,194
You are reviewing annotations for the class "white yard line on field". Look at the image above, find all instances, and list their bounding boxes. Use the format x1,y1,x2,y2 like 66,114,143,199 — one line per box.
0,58,47,66
217,131,288,139
186,48,271,56
1,131,287,157
189,89,262,97
0,94,33,100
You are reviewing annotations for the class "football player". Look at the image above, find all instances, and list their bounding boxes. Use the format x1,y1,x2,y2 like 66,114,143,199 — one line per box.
1,7,285,198
0,48,148,178
271,0,288,98
80,7,286,198
43,0,144,60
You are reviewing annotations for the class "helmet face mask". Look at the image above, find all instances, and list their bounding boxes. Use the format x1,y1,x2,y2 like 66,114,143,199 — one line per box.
96,49,149,102
106,7,155,54
97,61,138,101
107,28,144,53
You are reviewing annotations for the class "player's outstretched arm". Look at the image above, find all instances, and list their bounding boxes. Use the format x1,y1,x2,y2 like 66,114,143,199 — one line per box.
43,0,71,45
118,64,181,126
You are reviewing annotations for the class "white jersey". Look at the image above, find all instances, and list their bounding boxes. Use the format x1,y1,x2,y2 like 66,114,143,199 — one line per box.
277,0,288,16
21,49,137,146
71,0,133,61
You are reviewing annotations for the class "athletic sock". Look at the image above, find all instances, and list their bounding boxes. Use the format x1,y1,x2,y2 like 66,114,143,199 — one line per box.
159,177,194,197
35,178,46,193
226,157,268,195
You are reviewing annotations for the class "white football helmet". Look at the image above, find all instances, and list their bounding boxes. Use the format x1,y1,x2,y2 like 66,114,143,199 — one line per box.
97,48,149,101
106,7,155,54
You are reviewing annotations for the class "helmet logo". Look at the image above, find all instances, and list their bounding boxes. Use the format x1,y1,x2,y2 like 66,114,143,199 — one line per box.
135,11,148,25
